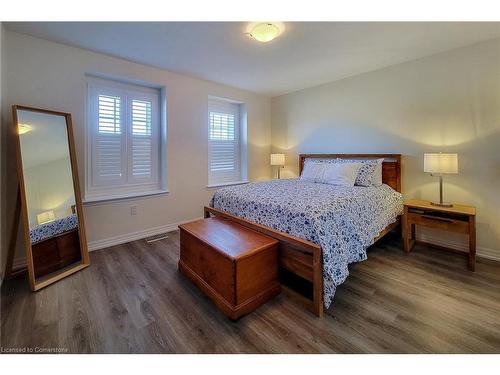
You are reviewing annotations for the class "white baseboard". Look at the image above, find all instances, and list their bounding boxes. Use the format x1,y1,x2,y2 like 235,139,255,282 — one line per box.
417,232,500,262
87,217,203,251
12,258,26,269
6,255,39,274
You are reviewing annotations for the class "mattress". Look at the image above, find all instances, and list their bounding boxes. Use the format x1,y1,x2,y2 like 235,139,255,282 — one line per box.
210,179,403,308
30,214,78,244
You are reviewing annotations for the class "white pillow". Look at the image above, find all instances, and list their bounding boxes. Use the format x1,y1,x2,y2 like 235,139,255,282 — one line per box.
371,158,384,186
334,158,384,186
300,162,325,182
317,162,362,187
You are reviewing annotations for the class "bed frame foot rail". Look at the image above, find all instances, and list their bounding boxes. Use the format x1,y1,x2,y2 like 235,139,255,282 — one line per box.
204,206,324,317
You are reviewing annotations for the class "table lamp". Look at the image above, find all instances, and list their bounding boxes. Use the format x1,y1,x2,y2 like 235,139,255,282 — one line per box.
423,153,458,207
270,153,285,179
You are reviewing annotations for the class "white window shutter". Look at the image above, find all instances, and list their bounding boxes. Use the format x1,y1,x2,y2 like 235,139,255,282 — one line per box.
208,100,241,185
209,112,236,171
92,93,125,186
86,79,163,201
131,99,154,179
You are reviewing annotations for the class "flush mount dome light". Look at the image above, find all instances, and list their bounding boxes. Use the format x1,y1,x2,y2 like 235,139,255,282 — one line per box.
249,23,281,42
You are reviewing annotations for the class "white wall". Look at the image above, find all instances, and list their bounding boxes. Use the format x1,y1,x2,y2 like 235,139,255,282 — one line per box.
271,38,500,259
24,157,76,227
2,31,271,259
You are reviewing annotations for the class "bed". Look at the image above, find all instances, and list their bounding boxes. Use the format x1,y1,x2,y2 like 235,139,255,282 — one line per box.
30,213,78,244
205,154,403,317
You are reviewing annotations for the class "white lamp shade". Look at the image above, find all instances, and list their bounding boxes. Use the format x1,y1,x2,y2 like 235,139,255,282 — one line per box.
270,153,285,166
424,153,458,174
37,210,55,225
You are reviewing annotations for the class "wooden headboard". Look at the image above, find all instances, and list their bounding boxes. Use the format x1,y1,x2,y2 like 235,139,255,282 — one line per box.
298,154,402,193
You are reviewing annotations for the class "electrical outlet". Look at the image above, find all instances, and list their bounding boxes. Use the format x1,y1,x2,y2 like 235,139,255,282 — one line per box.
130,205,138,216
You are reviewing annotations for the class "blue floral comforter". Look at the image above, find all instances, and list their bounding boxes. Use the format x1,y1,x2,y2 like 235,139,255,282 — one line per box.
210,179,403,308
30,214,78,244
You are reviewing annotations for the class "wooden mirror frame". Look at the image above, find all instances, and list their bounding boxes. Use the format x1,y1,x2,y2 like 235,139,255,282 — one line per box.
12,105,90,291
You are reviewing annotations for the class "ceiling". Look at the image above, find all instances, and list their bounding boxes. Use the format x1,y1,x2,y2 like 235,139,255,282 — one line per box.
18,110,71,169
6,22,500,96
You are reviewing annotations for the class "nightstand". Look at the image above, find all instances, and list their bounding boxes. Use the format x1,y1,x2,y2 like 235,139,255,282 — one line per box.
402,199,476,271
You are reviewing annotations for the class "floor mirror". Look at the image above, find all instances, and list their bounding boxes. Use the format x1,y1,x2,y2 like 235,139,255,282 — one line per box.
12,105,90,290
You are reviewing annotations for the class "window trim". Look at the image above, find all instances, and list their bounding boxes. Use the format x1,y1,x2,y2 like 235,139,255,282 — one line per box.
83,189,169,206
84,76,168,203
206,180,249,189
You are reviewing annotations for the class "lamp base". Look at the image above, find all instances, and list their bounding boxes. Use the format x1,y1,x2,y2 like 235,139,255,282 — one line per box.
276,166,284,179
431,175,453,208
430,201,453,208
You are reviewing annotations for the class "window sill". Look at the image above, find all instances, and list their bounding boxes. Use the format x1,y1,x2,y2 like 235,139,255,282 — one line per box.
83,189,169,205
206,180,249,189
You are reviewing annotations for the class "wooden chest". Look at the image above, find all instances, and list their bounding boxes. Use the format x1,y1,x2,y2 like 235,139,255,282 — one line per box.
32,229,82,278
178,217,280,320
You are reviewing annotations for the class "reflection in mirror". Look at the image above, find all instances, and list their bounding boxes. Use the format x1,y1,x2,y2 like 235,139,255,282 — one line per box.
16,107,88,284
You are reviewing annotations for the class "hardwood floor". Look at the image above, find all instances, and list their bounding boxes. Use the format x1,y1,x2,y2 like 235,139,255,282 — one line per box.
2,230,500,353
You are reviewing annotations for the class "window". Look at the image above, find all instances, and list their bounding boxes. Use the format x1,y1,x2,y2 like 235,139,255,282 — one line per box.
86,78,166,201
208,99,247,186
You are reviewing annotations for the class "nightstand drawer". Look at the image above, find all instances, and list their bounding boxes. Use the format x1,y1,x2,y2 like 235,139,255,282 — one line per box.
407,212,469,234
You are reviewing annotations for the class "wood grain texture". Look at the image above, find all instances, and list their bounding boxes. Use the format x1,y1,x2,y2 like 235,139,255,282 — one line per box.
12,105,36,290
403,199,476,271
179,218,280,319
9,105,90,291
404,199,476,216
2,231,499,353
32,229,81,278
4,189,22,279
179,217,279,260
204,206,324,317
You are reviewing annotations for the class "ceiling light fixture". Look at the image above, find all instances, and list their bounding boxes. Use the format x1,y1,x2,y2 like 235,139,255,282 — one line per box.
249,23,281,43
18,124,32,135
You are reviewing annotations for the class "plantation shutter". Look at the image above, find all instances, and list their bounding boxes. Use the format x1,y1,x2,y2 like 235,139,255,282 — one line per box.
87,79,161,200
130,98,155,180
91,90,126,186
208,100,241,185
